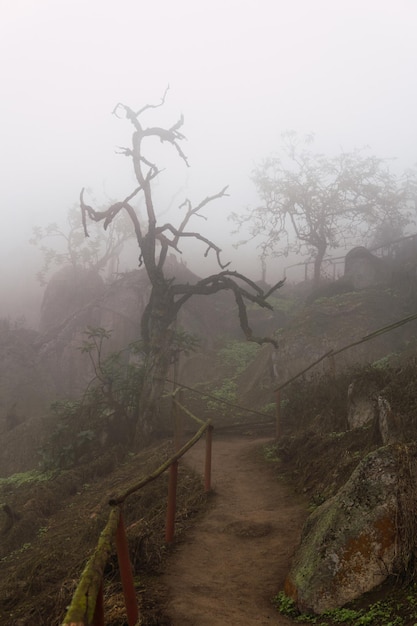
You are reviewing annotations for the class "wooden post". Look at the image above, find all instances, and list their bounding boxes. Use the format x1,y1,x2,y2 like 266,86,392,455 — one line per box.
204,425,213,492
174,389,184,452
275,389,281,440
115,511,139,626
165,461,178,543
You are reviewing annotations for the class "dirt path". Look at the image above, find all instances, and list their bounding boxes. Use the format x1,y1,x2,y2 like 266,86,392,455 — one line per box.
160,434,308,625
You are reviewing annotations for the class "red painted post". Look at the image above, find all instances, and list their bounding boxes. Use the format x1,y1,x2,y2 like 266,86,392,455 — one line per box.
92,581,105,626
275,389,281,440
174,389,184,452
115,510,139,626
204,425,213,492
165,460,178,543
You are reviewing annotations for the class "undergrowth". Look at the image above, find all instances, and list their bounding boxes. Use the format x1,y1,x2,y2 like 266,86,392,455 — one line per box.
202,339,259,420
273,588,417,625
270,356,417,626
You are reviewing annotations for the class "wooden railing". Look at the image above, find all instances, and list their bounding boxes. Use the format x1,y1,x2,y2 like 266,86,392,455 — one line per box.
62,415,213,626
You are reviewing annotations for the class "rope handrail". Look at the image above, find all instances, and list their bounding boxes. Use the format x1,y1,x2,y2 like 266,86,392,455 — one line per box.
109,420,211,505
62,507,120,626
274,310,417,393
164,377,273,420
332,311,417,357
62,419,213,626
173,398,206,426
275,350,334,392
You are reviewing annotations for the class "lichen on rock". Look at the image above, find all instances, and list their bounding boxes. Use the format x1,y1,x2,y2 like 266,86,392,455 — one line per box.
284,444,411,614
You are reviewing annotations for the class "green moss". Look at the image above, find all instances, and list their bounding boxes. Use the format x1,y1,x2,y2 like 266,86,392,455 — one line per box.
0,469,55,487
291,497,340,591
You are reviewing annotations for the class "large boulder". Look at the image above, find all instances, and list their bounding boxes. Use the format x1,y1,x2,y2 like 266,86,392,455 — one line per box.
0,324,47,424
376,395,404,445
36,259,248,399
284,444,413,614
37,268,147,398
344,247,387,290
347,380,376,430
39,265,105,334
347,380,404,445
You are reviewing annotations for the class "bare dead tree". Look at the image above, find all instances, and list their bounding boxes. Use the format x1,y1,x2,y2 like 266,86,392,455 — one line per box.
80,90,284,445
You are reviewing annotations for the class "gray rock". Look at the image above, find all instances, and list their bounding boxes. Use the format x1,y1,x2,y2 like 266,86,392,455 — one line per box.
347,380,376,430
285,444,402,613
377,395,403,445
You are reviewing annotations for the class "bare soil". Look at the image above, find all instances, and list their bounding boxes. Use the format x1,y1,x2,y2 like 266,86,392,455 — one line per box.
157,434,308,625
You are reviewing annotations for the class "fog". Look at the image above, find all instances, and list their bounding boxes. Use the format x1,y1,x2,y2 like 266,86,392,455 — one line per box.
1,0,417,325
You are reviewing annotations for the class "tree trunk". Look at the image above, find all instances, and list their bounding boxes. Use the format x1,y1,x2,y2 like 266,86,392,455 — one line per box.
313,242,327,286
134,284,175,447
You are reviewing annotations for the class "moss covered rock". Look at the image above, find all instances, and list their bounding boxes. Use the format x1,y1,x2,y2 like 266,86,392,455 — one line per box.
284,444,405,614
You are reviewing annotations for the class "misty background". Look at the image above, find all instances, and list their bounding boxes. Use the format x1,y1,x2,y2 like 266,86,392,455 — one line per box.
1,0,417,326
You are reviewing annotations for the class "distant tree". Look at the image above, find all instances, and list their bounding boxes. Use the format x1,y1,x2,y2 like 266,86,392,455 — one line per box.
30,203,133,285
369,219,405,250
80,90,284,445
233,132,414,285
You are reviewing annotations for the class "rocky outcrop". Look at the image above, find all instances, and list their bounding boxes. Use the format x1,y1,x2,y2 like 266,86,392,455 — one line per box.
347,380,376,429
344,247,387,290
376,395,404,445
39,265,105,334
347,381,404,445
284,444,415,614
0,324,48,424
36,258,260,400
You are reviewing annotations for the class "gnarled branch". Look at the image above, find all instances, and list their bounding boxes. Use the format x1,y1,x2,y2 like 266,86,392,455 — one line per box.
169,272,285,348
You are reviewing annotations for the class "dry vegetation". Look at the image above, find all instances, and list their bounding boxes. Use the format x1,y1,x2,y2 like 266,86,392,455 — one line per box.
3,283,417,624
0,440,208,625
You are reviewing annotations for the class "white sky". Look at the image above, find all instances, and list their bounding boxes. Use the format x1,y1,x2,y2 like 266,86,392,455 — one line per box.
1,0,417,321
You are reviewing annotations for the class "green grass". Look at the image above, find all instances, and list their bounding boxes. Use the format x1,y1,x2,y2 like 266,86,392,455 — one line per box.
273,590,417,626
0,469,55,487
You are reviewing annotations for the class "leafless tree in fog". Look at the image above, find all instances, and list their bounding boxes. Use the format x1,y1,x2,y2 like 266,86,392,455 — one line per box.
80,90,284,445
233,132,414,285
31,204,133,285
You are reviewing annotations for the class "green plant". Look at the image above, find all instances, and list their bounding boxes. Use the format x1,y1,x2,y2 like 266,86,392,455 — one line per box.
321,607,362,623
371,354,396,370
216,339,259,375
261,402,277,415
0,470,54,488
39,327,146,470
201,339,260,421
272,591,298,617
263,443,280,462
273,591,407,625
207,380,238,410
309,492,326,510
170,329,200,360
1,542,32,563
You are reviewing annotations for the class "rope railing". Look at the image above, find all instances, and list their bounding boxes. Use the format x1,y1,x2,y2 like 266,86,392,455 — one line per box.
174,398,206,426
274,310,417,437
62,307,416,623
164,377,273,421
62,417,213,626
173,399,214,492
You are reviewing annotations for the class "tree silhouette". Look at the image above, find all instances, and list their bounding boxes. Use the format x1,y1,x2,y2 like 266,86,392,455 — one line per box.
31,204,132,285
233,132,413,285
80,90,284,445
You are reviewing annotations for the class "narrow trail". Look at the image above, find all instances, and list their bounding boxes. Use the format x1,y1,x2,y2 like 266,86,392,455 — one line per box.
159,434,308,625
